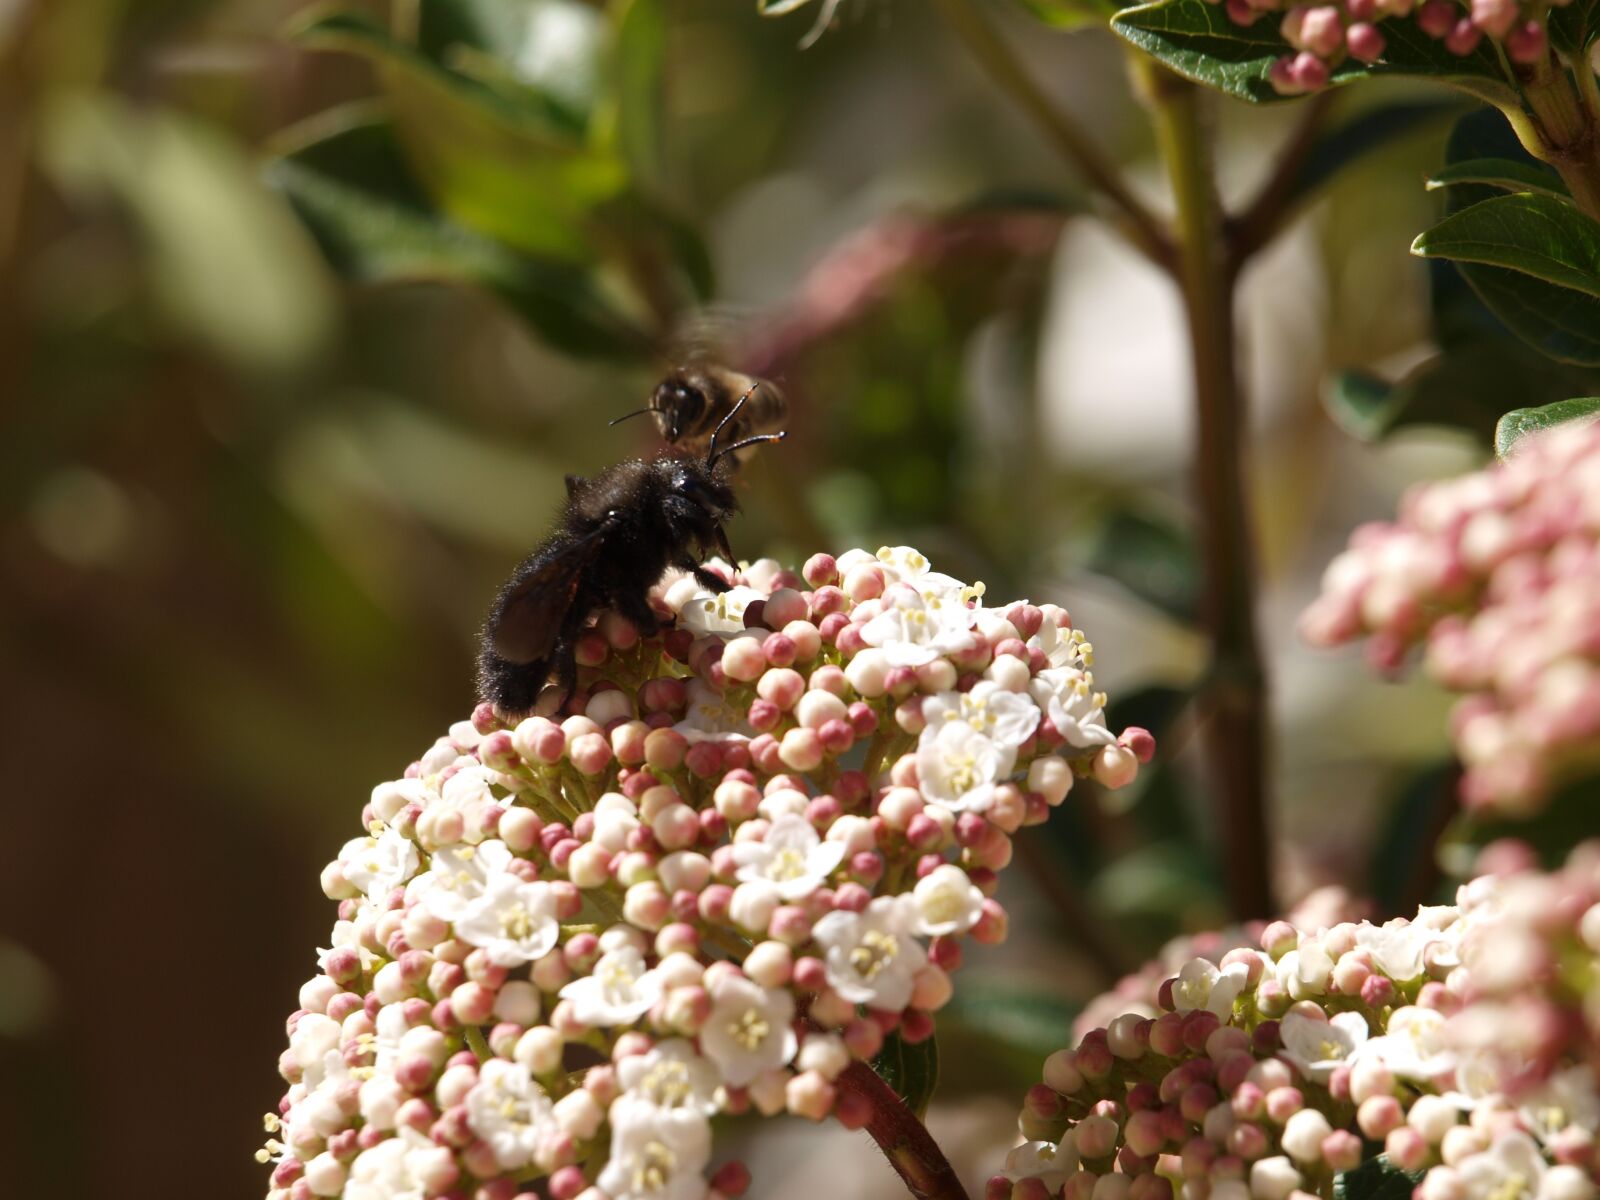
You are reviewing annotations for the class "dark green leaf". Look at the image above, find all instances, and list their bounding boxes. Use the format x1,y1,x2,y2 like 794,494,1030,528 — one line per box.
1413,189,1600,365
1412,192,1600,297
290,7,627,261
1440,769,1600,875
1111,0,1516,105
1427,157,1570,198
1335,1156,1425,1200
1009,0,1118,29
870,1031,939,1118
1105,685,1190,747
1550,0,1600,53
1368,761,1456,914
1494,396,1600,455
265,111,651,358
1288,99,1463,207
1084,507,1198,623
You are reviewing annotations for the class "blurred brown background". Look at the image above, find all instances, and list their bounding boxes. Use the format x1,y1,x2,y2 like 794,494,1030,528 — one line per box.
0,1,1483,1194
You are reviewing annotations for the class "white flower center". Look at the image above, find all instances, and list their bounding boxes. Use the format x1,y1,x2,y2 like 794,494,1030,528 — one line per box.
1487,1173,1530,1200
922,889,963,925
633,1141,677,1193
500,904,536,940
641,1060,693,1106
850,930,899,980
727,1006,770,1051
767,847,808,882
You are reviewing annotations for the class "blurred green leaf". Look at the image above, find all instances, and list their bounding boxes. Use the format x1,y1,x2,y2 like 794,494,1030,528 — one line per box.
1495,396,1600,456
1427,158,1569,198
1440,770,1600,875
870,1031,939,1118
1105,685,1190,746
291,6,626,261
1110,0,1515,105
1090,841,1226,931
415,0,603,136
1412,192,1600,365
1288,99,1463,207
611,0,666,186
1368,760,1455,914
1550,0,1600,52
1336,1157,1425,1200
1085,508,1198,623
266,110,651,358
1009,0,1118,30
38,91,335,370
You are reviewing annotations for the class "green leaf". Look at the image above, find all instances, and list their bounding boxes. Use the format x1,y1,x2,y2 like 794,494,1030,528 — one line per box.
37,92,336,370
1494,396,1600,455
1335,1156,1425,1200
611,0,667,186
290,6,627,261
1009,0,1118,29
1084,507,1198,623
1413,192,1600,364
1288,99,1464,207
1110,0,1515,105
1427,157,1570,198
1412,192,1600,297
1550,0,1600,53
265,110,651,358
870,1031,939,1118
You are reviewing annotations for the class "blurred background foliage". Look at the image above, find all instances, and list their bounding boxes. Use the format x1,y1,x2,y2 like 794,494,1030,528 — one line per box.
0,0,1542,1194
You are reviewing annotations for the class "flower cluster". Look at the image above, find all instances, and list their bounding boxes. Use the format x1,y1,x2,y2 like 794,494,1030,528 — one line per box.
261,547,1150,1200
991,841,1600,1200
1203,0,1568,94
1301,420,1600,817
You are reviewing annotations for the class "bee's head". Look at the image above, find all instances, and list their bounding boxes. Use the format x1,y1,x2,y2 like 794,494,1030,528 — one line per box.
651,376,704,443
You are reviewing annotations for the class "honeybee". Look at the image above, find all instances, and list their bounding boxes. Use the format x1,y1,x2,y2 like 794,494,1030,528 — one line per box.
479,393,786,715
612,364,788,466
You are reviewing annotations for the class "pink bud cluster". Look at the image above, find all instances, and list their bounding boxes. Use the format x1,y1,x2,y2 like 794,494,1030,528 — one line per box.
1204,0,1567,94
262,546,1149,1200
1301,421,1600,817
990,842,1600,1200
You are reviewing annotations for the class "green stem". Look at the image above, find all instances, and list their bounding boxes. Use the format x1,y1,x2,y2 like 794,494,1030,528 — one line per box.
1519,52,1600,220
463,1024,491,1062
930,0,1172,267
1133,58,1275,921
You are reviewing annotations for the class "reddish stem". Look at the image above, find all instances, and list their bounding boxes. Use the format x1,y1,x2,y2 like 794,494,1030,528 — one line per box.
836,1060,971,1200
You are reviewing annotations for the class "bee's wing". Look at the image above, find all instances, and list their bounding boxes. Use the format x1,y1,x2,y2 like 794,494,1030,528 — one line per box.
489,530,606,664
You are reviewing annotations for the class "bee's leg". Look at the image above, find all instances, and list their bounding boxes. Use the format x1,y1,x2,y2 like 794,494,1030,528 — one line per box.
677,555,732,595
613,589,663,638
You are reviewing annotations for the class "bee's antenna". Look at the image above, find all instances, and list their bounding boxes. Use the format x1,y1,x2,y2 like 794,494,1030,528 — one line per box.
710,430,786,469
706,382,759,467
609,408,653,427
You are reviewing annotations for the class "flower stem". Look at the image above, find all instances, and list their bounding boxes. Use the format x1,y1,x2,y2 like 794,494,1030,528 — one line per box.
837,1060,970,1200
1132,57,1275,920
1519,53,1600,220
930,0,1172,268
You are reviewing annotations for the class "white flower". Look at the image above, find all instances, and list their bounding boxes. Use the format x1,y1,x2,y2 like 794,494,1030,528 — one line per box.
1355,920,1440,981
598,1096,712,1200
452,875,559,967
731,814,846,900
673,678,753,743
559,946,663,1027
858,584,976,667
339,829,421,901
1004,1138,1078,1189
1365,1005,1456,1080
616,1039,721,1115
345,1135,427,1200
698,976,797,1087
910,864,985,937
412,840,513,922
679,586,764,636
1520,1067,1600,1144
922,682,1040,759
1459,1132,1547,1200
1028,667,1116,749
1028,610,1090,670
1280,1010,1370,1082
1171,958,1249,1019
812,896,927,1010
465,1059,555,1170
916,718,1008,813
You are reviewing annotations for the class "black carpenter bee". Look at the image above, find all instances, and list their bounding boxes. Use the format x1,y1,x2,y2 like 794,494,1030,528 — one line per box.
479,392,785,715
611,364,788,467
